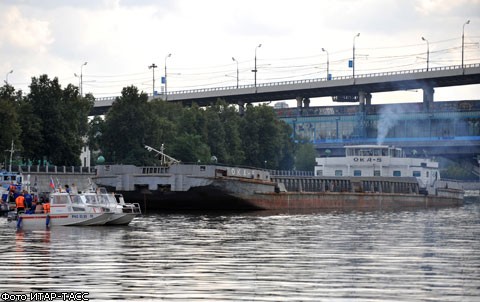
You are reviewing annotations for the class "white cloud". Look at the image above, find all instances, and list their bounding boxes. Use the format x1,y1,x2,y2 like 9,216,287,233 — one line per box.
0,6,53,53
0,0,478,102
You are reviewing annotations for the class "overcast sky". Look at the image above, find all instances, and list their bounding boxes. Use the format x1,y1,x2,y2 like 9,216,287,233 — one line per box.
1,0,479,106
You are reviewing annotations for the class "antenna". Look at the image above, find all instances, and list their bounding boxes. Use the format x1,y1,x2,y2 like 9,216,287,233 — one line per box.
144,144,180,166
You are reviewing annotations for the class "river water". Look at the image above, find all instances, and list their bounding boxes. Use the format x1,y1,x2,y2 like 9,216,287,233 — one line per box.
1,198,479,301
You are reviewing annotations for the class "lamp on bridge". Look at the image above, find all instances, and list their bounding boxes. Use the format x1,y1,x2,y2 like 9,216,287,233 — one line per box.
74,62,88,97
462,20,470,68
252,43,262,87
80,62,87,96
421,37,429,71
321,48,330,80
5,69,13,85
164,53,172,100
148,63,158,96
353,33,360,78
232,57,239,88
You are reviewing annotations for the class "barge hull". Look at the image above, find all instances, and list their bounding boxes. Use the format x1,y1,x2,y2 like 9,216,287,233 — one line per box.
112,187,462,211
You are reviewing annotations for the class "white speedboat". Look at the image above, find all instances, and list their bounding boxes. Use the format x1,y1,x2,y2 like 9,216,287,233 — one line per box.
81,187,141,225
8,191,113,229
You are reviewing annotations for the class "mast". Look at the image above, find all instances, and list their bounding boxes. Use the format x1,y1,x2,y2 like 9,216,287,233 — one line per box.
5,140,15,172
144,144,180,166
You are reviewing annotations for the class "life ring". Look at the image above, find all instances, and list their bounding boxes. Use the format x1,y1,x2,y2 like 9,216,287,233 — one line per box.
46,214,51,228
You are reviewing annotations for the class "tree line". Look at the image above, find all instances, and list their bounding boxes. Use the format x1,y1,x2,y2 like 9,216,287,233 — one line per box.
0,75,316,170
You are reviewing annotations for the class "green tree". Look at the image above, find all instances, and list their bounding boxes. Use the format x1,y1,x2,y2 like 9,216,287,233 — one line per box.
204,103,228,163
102,86,163,165
294,140,317,171
217,101,244,165
240,104,294,170
17,97,43,165
0,84,22,167
170,133,211,163
87,116,105,151
27,75,92,166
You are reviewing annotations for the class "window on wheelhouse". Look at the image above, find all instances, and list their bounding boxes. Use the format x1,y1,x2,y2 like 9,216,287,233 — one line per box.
71,195,83,205
52,194,69,204
393,170,401,177
354,170,362,176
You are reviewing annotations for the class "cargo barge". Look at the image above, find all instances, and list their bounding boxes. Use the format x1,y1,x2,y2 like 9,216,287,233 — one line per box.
93,145,463,211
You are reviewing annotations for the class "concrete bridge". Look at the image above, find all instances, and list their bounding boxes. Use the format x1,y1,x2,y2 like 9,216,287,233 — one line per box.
91,63,480,115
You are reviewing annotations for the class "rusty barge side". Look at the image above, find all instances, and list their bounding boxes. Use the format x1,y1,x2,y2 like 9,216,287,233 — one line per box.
238,191,463,210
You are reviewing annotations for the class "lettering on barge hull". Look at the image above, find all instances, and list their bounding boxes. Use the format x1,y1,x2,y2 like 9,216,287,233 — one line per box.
353,157,382,162
229,168,257,178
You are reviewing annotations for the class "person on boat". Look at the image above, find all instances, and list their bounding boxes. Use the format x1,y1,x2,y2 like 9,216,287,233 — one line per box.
15,192,25,214
71,183,78,194
35,200,44,214
43,198,50,213
26,199,37,214
24,190,33,210
9,182,16,193
8,191,16,211
65,184,71,193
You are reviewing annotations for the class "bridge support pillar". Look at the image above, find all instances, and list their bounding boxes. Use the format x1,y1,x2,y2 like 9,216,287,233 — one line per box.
358,91,366,112
296,97,310,109
296,96,303,108
422,86,434,111
238,101,245,116
303,98,310,108
365,93,372,106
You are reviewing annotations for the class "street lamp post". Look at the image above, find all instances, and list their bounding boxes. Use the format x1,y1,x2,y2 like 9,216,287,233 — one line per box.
353,33,360,78
148,63,158,96
232,57,239,88
80,62,87,96
321,48,329,80
5,70,13,85
422,37,429,71
164,53,172,100
462,20,470,68
252,43,262,87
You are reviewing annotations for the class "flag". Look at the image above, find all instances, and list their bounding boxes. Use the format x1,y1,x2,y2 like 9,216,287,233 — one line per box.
49,177,55,189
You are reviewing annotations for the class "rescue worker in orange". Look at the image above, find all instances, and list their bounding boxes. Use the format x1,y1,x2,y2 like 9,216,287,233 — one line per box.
43,198,50,214
15,192,25,214
9,182,16,193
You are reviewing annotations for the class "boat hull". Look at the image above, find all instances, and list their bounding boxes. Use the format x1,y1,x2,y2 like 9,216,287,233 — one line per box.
10,212,113,229
105,213,136,225
113,186,463,211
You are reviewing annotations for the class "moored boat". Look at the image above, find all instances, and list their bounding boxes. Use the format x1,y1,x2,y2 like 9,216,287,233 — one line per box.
8,191,113,229
80,187,141,225
93,144,463,211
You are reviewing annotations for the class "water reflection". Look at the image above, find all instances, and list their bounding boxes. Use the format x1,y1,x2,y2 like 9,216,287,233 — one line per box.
0,201,479,301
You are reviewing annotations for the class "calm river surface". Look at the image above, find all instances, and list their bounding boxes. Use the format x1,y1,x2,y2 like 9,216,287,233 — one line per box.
1,199,479,301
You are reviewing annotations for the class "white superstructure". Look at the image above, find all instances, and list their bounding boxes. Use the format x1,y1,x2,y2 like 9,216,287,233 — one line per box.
315,145,439,193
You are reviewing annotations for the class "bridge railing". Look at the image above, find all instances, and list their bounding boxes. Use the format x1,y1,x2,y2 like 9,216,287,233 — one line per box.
93,63,480,103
